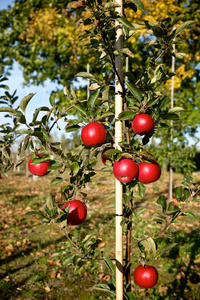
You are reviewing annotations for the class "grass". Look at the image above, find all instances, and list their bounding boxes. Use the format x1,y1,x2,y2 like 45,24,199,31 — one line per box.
0,171,199,299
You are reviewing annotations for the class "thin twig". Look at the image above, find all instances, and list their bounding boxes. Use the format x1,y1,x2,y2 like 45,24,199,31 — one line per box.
131,191,197,246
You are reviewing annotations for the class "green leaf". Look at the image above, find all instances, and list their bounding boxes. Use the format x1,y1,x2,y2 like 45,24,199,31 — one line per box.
118,111,135,120
82,234,94,244
0,84,9,90
50,177,64,185
17,129,32,135
49,93,55,106
146,98,159,107
0,106,21,117
130,0,144,11
117,16,136,30
31,131,44,139
168,107,184,113
46,197,54,210
31,156,50,165
172,14,185,26
70,162,80,176
156,243,177,258
19,93,36,113
182,211,197,220
103,257,115,273
174,52,186,59
65,125,81,133
95,112,114,121
183,188,190,200
184,175,194,184
2,146,11,159
73,254,81,267
114,48,136,58
93,283,111,291
164,113,179,120
75,72,97,82
152,26,163,37
94,284,116,296
32,106,50,123
135,208,146,217
157,195,167,212
138,182,146,198
141,237,157,257
174,20,195,37
25,210,44,217
64,256,74,264
175,186,182,200
126,82,143,101
76,105,87,117
87,89,100,108
18,114,26,124
125,292,136,300
89,83,101,90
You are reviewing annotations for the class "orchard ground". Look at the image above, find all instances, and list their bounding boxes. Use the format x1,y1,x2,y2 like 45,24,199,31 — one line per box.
0,168,199,300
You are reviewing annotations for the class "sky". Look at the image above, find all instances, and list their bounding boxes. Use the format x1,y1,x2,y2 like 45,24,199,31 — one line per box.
0,0,199,148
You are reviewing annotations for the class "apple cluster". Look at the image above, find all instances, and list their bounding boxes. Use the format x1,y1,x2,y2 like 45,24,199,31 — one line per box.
27,114,160,227
80,114,161,185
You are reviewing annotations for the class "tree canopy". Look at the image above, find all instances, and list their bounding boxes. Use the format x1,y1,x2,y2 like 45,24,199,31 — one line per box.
0,0,199,132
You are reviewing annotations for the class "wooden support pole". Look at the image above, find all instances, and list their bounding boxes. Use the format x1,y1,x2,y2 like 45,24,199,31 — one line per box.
169,38,175,201
115,0,123,299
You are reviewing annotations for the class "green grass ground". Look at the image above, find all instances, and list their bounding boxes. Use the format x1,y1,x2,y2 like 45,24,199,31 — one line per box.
0,171,199,299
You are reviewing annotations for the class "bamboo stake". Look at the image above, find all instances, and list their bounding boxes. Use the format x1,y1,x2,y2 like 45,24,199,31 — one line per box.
169,37,175,201
115,1,123,299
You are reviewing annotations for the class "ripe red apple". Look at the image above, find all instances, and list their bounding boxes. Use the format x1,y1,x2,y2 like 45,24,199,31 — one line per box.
81,122,106,147
61,200,87,225
28,154,50,176
132,113,154,135
137,161,161,184
113,158,138,183
134,264,158,288
101,147,114,165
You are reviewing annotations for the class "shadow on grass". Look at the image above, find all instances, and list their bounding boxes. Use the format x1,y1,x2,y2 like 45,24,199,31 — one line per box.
157,228,200,299
0,235,66,270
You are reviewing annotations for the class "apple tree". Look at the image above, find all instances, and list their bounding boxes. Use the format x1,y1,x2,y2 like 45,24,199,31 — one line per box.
0,1,199,298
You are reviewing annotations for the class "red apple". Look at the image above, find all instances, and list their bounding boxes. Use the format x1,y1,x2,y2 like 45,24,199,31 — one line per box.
61,200,87,225
81,122,106,147
113,158,138,183
132,113,154,135
134,264,158,288
101,147,114,165
28,154,50,176
137,161,161,184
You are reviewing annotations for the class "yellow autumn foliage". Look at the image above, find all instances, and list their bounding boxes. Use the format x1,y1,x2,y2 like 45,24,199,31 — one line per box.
126,0,198,90
18,1,197,88
19,7,91,54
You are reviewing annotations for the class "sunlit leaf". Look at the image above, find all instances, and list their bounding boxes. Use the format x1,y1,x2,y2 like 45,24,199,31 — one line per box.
181,211,197,220
174,20,195,37
126,82,143,101
50,177,64,185
19,93,36,113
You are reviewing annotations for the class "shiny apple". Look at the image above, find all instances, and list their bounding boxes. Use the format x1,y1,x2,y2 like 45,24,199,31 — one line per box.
137,161,161,184
113,158,138,183
61,200,87,225
81,122,106,147
28,154,50,176
132,113,154,135
134,264,158,288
